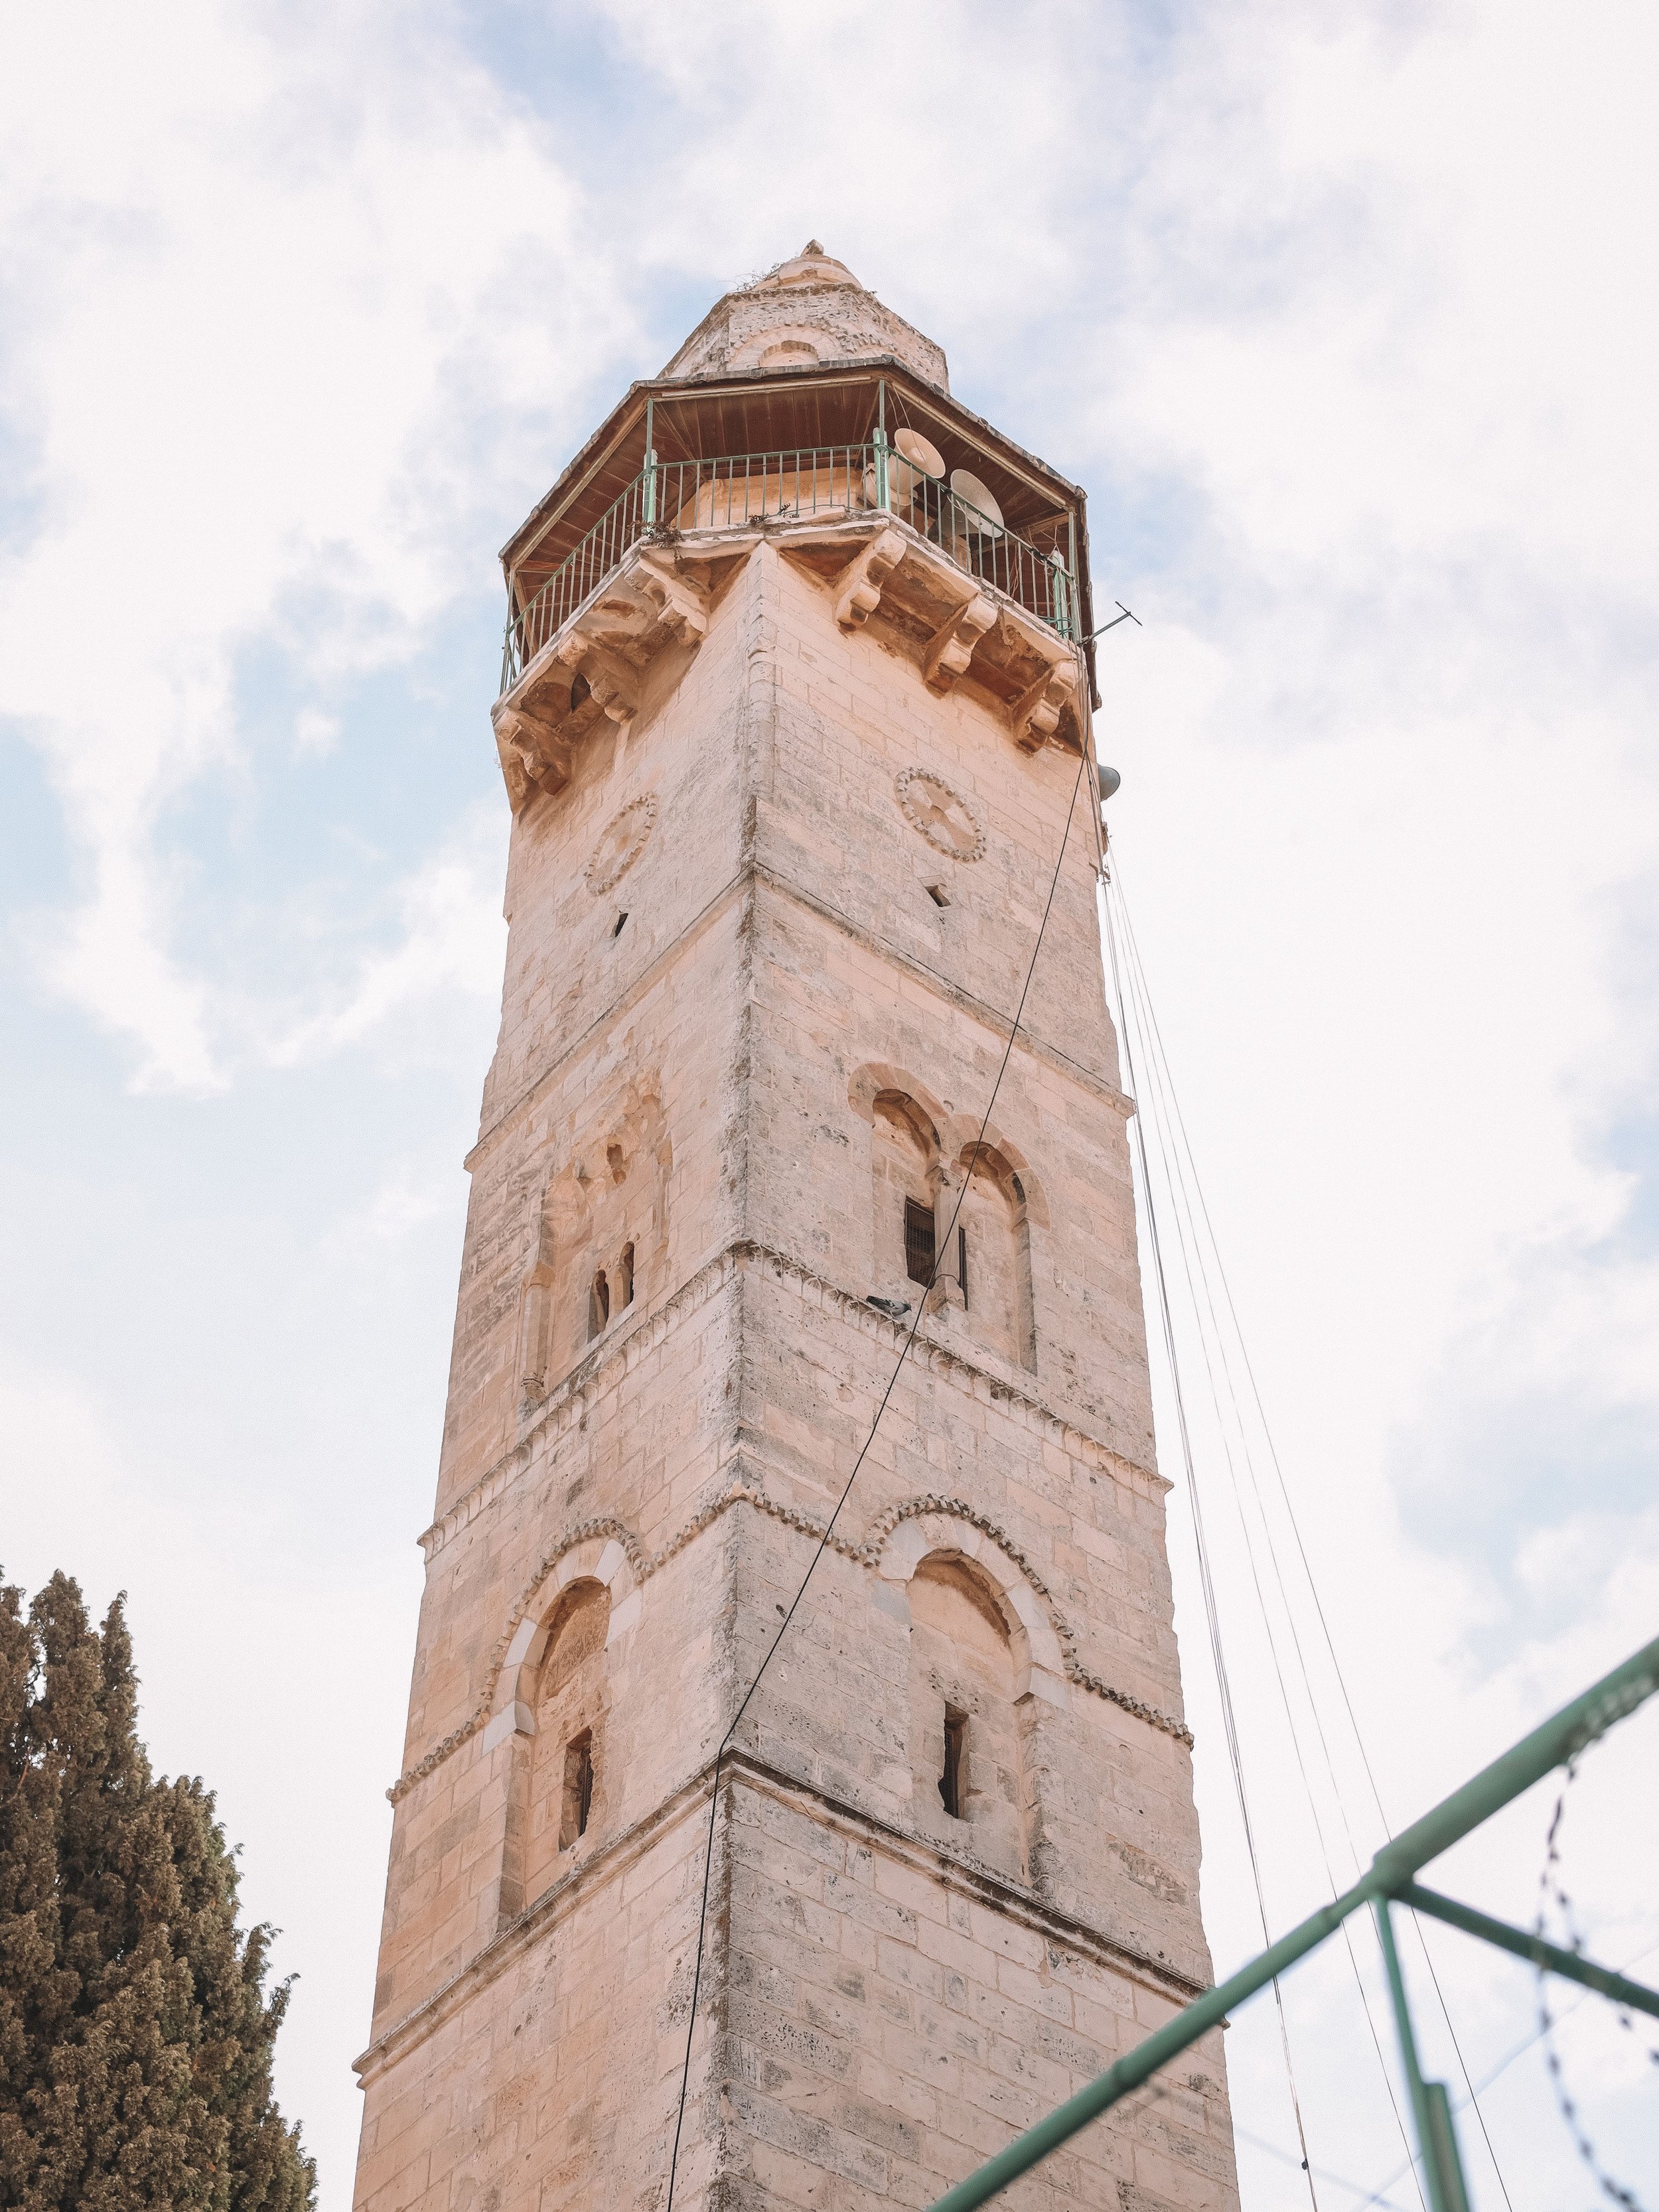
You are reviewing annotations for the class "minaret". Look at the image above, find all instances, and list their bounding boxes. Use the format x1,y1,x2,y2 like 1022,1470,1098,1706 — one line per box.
352,246,1240,2212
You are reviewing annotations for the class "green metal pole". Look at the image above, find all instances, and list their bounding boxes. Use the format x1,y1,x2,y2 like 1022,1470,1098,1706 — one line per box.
922,1630,1659,2212
924,1880,1372,2212
1398,1882,1659,2017
1374,1898,1469,2212
1371,1629,1659,1892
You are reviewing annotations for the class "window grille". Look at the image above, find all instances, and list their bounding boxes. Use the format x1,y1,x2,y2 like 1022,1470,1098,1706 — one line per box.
904,1199,936,1286
561,1730,594,1849
940,1707,968,1819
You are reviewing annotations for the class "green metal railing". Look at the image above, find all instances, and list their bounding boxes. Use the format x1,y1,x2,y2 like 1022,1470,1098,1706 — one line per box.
925,1631,1659,2212
499,439,1076,695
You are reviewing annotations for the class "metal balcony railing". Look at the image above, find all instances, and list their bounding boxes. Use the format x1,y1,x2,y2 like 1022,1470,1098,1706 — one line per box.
500,441,1076,695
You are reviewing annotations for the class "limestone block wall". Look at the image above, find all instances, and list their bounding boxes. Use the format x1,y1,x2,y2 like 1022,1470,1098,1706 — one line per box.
357,503,1240,2211
437,556,759,1518
715,1771,1236,2212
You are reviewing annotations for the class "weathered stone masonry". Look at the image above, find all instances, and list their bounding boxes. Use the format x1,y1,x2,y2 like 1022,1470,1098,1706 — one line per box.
353,245,1240,2212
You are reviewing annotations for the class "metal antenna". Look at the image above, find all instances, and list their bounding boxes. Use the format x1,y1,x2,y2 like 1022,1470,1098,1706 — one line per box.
1086,601,1141,641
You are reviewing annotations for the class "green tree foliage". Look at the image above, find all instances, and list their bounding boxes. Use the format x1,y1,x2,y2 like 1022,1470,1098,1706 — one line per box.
0,1572,316,2211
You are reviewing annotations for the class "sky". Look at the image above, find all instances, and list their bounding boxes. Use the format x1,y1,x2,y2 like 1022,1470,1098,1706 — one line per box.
1,3,1656,2206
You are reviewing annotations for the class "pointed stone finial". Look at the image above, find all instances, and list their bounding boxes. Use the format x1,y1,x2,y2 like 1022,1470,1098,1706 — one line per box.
802,238,824,255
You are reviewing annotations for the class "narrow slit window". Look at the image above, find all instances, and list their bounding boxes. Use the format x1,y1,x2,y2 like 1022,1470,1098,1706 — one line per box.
925,882,950,908
559,1730,594,1849
618,1242,635,1308
613,910,629,938
589,1270,610,1339
940,1706,968,1819
904,1198,936,1287
958,1225,969,1309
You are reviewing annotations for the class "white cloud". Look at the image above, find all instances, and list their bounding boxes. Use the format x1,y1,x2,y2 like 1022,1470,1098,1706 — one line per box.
0,2,628,1089
268,801,506,1064
5,2,1658,2205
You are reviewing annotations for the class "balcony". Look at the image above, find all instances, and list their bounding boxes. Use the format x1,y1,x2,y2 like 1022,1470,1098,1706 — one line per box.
500,442,1077,695
490,364,1096,811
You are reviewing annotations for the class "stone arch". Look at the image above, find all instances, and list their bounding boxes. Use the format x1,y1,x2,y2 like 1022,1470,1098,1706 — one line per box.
875,1507,1069,1709
849,1064,951,1304
937,1124,1050,1231
729,323,828,373
879,1505,1071,1892
950,1140,1037,1370
516,1081,672,1405
482,1530,642,1928
486,1529,642,1744
847,1061,950,1135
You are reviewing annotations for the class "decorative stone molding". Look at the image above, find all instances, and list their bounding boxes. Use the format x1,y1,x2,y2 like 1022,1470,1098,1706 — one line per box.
493,705,572,815
895,766,987,863
583,793,658,896
875,1505,1071,1708
390,1464,1189,1801
482,1527,645,1751
491,540,719,815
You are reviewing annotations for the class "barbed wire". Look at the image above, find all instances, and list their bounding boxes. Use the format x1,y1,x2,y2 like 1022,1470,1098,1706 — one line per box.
1535,1759,1656,2211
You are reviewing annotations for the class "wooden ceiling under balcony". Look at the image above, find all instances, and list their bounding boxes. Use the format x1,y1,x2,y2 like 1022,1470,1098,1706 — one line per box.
499,361,1098,671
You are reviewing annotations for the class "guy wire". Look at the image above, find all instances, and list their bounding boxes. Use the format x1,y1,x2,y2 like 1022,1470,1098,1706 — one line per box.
1106,864,1423,2204
1100,870,1327,2211
1107,861,1512,2207
663,738,1092,2210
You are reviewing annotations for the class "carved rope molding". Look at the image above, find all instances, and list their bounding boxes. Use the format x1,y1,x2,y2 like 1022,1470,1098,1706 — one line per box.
387,1485,1190,1803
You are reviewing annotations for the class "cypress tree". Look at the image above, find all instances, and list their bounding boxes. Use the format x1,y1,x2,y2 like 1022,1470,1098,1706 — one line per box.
0,1572,315,2211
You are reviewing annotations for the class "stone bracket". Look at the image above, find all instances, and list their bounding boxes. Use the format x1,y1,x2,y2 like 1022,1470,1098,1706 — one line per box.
1011,650,1078,752
923,589,997,695
634,548,711,647
832,525,906,632
556,636,639,732
492,703,573,815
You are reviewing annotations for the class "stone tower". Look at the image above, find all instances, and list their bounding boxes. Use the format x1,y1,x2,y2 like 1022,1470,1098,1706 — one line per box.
352,247,1240,2212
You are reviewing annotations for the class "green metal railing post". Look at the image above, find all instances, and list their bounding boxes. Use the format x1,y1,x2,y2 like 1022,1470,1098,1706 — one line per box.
1397,1880,1659,2016
1374,1898,1469,2212
922,1629,1659,2212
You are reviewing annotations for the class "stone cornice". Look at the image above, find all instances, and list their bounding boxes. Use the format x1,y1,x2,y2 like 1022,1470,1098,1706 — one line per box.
420,1235,1165,1560
356,1744,1207,2086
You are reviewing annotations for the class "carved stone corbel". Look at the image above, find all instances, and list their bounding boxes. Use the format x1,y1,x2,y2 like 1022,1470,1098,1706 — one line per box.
1010,653,1078,752
555,634,639,731
492,705,572,814
634,549,710,646
832,527,906,632
922,591,997,695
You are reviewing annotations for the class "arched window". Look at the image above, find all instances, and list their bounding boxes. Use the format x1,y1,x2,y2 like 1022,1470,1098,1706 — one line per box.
871,1091,940,1300
618,1242,635,1309
589,1269,610,1340
954,1147,1035,1369
524,1580,611,1903
907,1553,1027,1882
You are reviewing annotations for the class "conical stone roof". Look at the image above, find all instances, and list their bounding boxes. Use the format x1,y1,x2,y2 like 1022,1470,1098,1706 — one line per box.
661,242,949,391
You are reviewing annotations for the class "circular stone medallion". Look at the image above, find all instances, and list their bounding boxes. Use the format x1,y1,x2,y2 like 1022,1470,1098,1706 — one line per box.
584,794,658,896
895,768,986,863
